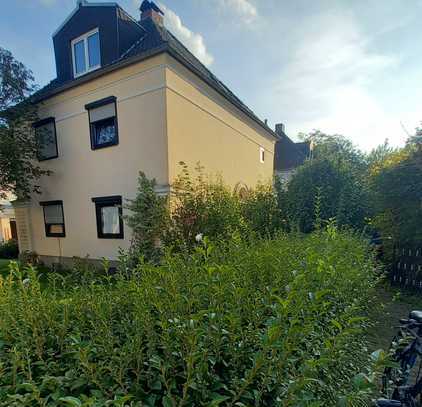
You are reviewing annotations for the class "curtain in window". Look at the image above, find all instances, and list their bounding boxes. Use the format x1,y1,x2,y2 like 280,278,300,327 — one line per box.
101,206,120,234
96,121,116,144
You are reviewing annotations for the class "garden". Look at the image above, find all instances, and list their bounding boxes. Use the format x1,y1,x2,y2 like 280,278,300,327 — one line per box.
0,164,398,406
1,46,422,406
0,131,421,405
0,230,381,406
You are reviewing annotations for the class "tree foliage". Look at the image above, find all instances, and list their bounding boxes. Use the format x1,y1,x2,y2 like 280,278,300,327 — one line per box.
286,127,422,260
285,131,369,232
124,172,169,263
0,47,49,199
0,47,36,111
368,135,422,251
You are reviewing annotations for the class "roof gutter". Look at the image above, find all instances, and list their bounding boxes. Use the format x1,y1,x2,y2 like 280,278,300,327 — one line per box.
32,45,167,103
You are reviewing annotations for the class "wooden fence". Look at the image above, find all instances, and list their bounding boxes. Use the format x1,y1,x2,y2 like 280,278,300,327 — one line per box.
391,246,422,290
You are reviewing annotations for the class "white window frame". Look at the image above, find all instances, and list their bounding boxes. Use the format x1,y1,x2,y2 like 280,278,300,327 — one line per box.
259,146,265,163
71,28,101,78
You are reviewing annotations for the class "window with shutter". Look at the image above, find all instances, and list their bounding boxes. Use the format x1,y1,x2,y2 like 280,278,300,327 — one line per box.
40,201,65,237
85,96,119,150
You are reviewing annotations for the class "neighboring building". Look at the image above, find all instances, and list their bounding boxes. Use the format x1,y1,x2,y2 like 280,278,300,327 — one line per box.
273,123,311,185
0,200,17,243
14,0,281,264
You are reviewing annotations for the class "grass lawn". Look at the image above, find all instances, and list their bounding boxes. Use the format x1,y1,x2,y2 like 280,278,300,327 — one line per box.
369,284,422,351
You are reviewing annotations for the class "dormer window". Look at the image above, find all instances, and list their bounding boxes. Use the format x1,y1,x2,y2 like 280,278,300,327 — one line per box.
71,29,101,78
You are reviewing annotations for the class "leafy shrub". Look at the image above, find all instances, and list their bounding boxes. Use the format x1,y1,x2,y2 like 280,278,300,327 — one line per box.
0,239,18,259
286,159,369,233
125,172,169,263
368,142,422,260
163,163,246,250
127,164,286,256
0,230,377,406
241,182,282,237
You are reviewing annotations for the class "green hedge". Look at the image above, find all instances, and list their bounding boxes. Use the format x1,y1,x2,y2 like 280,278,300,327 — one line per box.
0,230,376,406
0,239,18,260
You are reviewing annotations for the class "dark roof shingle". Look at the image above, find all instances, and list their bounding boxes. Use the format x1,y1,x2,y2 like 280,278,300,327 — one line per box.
274,133,310,171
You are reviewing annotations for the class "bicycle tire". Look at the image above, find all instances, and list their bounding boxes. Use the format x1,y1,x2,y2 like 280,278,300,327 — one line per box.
382,331,419,399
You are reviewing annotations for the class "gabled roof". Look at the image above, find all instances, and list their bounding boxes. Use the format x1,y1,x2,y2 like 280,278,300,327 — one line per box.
33,3,278,140
52,1,119,38
274,132,310,171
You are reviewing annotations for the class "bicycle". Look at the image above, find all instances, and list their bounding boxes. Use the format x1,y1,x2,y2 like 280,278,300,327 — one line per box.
375,310,422,406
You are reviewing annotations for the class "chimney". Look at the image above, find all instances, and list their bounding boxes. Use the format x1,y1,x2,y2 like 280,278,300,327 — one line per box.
140,0,164,26
275,123,285,136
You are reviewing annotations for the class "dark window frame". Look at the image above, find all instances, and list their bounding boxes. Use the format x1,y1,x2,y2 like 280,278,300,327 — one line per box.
40,200,66,238
85,96,119,150
91,195,124,239
33,117,59,161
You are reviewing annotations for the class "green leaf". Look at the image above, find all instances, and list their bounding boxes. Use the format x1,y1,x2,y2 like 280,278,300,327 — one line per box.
337,396,347,407
352,373,372,390
17,382,36,393
209,395,230,406
162,395,174,407
331,319,342,331
150,379,162,391
58,396,82,406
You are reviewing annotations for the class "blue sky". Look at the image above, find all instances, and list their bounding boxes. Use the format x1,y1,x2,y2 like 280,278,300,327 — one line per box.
2,0,422,151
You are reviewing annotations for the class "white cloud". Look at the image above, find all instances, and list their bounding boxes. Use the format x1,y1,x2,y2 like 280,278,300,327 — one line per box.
159,3,214,67
217,0,257,24
269,12,405,151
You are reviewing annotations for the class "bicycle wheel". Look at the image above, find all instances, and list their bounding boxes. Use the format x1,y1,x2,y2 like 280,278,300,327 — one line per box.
382,331,419,399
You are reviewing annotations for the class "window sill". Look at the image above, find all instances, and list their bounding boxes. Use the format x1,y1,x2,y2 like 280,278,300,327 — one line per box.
73,65,101,79
97,234,124,240
91,140,119,150
38,155,59,162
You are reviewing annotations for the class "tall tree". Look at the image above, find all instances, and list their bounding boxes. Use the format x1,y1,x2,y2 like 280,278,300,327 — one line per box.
285,131,370,232
0,47,49,200
369,134,422,255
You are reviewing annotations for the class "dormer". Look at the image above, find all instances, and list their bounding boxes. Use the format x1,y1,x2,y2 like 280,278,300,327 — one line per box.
52,0,145,83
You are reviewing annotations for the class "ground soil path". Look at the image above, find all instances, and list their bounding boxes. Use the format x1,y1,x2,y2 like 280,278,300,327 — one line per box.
369,285,422,351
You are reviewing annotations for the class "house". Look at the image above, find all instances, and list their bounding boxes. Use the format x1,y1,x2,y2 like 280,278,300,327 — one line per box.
0,199,17,243
13,0,281,265
273,123,311,184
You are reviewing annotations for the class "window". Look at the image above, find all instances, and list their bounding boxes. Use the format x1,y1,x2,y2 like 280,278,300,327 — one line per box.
33,118,58,161
71,29,101,77
85,96,118,149
260,147,265,163
92,196,123,239
40,201,65,237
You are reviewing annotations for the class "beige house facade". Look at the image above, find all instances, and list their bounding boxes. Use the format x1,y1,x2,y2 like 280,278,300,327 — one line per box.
14,0,279,264
0,202,16,243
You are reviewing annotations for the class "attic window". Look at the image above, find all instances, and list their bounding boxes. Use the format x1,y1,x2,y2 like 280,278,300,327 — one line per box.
71,29,101,78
